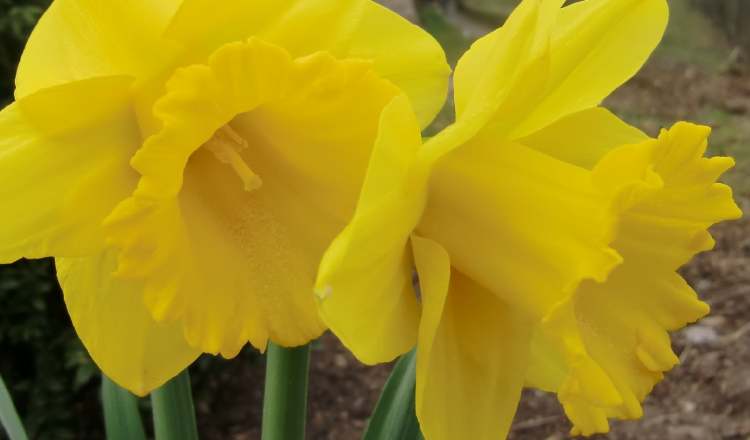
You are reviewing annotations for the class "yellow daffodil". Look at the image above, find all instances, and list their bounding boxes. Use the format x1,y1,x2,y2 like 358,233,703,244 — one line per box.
0,0,449,395
315,0,742,438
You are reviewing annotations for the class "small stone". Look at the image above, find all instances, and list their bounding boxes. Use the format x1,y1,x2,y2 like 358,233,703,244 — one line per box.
701,315,727,328
530,389,546,398
724,97,750,115
695,278,713,292
668,425,713,439
334,354,349,368
722,365,750,398
680,400,697,413
684,325,720,345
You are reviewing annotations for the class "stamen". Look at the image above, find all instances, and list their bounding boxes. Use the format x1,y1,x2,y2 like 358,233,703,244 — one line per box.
205,126,263,191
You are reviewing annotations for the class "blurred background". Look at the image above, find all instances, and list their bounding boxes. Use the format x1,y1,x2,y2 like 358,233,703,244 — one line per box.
0,0,748,439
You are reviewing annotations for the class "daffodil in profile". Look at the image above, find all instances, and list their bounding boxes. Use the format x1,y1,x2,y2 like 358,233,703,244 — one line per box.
0,0,449,395
315,0,742,438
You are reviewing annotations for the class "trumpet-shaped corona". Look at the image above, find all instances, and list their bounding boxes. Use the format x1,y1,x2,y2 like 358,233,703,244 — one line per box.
0,0,449,395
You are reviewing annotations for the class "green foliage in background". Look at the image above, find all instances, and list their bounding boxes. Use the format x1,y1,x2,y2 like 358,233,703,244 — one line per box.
0,261,99,440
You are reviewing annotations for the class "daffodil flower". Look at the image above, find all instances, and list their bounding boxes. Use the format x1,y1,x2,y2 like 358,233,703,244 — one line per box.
0,0,449,395
315,0,742,438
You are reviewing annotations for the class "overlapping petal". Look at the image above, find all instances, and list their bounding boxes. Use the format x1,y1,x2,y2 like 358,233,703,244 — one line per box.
412,236,532,440
315,95,425,364
105,39,400,356
0,75,201,393
519,107,649,168
0,77,140,263
509,0,668,138
454,0,668,140
453,0,562,123
57,251,200,396
15,0,182,98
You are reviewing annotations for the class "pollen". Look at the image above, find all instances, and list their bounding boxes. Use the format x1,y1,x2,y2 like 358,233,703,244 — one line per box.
205,125,263,191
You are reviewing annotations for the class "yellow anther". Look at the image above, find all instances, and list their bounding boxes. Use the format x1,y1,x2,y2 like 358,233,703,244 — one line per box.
205,125,263,191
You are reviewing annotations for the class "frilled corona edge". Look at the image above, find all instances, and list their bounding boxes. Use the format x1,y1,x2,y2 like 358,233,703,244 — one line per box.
529,122,742,436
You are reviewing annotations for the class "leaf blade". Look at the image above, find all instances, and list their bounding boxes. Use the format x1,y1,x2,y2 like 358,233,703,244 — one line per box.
363,349,423,440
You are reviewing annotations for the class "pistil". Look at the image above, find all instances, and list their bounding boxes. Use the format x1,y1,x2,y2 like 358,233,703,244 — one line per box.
205,125,263,191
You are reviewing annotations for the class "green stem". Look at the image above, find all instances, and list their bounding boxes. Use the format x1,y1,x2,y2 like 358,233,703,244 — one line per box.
101,374,146,440
151,370,199,440
261,342,311,440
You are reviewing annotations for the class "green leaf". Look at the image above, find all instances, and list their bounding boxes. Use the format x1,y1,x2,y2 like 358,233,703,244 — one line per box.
101,374,146,440
363,349,423,440
261,342,311,440
0,373,28,440
151,370,199,440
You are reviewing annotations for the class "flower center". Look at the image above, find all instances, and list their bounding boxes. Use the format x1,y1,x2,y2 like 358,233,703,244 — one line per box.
204,125,263,192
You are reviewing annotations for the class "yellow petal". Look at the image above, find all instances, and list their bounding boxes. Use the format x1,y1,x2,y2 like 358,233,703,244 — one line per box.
15,0,182,98
412,236,532,440
453,0,562,123
166,0,449,128
519,107,648,168
455,0,668,140
105,39,400,356
0,77,140,263
343,1,450,127
57,251,200,396
166,0,363,61
509,0,668,138
316,95,425,364
418,139,622,319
